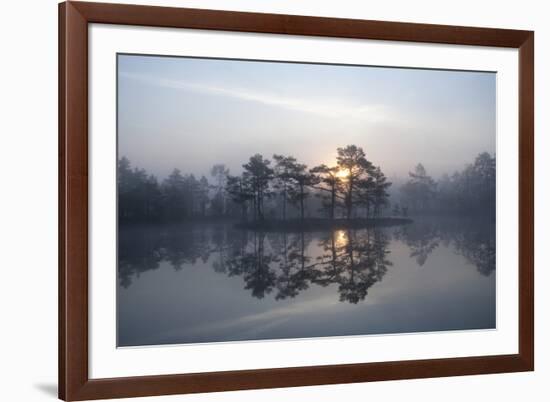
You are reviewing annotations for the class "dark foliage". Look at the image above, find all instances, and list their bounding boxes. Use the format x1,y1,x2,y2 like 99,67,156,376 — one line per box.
118,144,393,224
398,153,496,216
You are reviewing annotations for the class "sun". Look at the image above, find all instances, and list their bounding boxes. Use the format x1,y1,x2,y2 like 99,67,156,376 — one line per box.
335,168,350,179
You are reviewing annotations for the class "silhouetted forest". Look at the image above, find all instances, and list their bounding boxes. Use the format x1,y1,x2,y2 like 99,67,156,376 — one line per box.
119,146,495,225
118,218,494,302
396,152,496,216
118,145,392,223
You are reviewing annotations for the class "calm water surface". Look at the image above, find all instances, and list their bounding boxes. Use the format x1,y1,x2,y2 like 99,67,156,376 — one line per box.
117,217,495,346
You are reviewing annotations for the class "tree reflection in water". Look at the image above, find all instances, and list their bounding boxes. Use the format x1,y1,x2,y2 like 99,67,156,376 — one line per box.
393,218,495,276
452,227,496,277
315,229,392,303
393,221,440,266
271,232,317,300
118,218,495,301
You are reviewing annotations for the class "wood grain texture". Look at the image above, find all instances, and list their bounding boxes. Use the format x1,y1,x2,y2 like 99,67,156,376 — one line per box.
72,1,532,47
518,33,535,370
59,2,89,400
58,1,534,400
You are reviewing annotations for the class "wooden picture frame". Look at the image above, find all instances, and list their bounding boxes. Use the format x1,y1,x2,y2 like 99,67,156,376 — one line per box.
59,1,534,400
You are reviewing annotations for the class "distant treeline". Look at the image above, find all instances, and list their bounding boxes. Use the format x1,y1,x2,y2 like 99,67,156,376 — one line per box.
118,145,391,223
118,147,495,223
396,152,496,216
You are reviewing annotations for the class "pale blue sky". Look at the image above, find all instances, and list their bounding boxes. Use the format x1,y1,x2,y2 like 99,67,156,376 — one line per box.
118,54,496,180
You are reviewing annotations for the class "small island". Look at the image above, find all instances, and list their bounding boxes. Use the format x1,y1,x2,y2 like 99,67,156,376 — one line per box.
118,144,411,228
222,145,402,231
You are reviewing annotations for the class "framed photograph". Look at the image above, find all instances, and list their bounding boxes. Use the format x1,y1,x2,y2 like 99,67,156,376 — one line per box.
59,1,534,400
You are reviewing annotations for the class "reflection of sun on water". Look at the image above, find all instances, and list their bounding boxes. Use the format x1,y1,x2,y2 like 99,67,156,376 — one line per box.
335,230,349,247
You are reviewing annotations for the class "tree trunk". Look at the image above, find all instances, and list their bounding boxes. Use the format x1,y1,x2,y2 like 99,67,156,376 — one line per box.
300,231,305,271
261,186,265,220
331,232,337,270
282,187,287,221
259,184,265,221
300,184,305,221
330,186,335,220
253,194,257,221
346,180,353,219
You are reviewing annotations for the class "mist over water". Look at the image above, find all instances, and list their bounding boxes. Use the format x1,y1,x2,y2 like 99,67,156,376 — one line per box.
118,217,495,346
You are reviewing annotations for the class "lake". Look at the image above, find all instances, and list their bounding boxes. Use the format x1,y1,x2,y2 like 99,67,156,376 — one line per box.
117,217,495,347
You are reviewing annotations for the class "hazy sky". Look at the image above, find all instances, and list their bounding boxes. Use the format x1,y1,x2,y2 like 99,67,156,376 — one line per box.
118,54,496,180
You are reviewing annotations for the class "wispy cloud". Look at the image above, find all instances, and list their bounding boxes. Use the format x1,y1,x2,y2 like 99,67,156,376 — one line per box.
120,71,389,122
